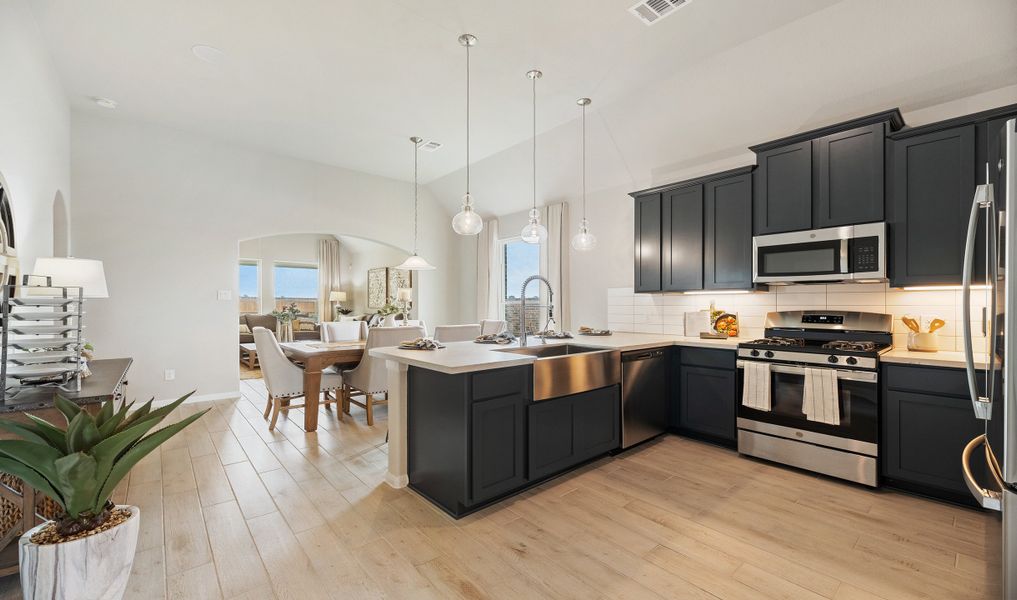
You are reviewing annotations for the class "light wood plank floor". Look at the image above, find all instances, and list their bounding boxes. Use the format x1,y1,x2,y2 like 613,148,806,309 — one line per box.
0,377,1002,599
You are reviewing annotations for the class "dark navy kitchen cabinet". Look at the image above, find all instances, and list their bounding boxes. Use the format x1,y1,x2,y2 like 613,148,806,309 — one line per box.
752,140,813,235
662,185,703,292
882,364,1002,507
677,348,738,447
814,123,885,228
471,393,527,504
529,385,620,480
634,193,662,292
704,172,753,290
888,125,977,287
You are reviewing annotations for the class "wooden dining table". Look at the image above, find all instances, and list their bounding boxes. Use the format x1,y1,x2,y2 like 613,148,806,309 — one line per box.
280,340,366,431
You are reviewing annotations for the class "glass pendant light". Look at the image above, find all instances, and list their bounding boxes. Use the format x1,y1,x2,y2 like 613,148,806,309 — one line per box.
451,33,484,236
521,69,548,244
398,137,436,271
571,97,597,251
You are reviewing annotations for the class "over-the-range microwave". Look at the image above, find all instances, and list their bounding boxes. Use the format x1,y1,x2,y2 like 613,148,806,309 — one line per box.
752,222,886,285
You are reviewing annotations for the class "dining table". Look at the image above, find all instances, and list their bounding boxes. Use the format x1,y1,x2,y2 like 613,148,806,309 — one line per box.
280,340,366,431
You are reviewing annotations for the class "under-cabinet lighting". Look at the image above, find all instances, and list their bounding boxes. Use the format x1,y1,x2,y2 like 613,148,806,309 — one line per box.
901,285,991,291
682,290,752,295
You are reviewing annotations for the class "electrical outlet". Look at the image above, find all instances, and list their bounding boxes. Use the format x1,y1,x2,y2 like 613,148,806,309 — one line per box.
217,289,231,300
164,369,175,381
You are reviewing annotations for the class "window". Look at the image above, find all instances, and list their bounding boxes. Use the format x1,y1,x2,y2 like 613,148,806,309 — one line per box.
273,262,318,319
501,239,542,336
238,260,260,315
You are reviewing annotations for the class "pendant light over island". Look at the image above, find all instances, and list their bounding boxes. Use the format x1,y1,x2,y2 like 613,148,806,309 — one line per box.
520,69,547,244
571,97,597,251
451,33,484,236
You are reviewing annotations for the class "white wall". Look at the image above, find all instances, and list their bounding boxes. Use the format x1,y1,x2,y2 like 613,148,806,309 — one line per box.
238,233,334,314
0,0,69,269
71,113,460,401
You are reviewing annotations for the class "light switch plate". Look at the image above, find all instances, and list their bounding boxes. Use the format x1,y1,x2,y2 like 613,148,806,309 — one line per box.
217,290,231,300
164,369,175,381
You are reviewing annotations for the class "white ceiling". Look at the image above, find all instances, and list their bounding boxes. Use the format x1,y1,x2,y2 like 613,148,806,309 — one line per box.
28,0,839,184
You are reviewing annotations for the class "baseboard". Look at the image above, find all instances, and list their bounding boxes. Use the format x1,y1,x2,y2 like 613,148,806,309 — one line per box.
151,391,241,407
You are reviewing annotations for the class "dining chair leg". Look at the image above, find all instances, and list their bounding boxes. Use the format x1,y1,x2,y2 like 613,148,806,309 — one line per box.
343,385,351,415
366,394,374,426
269,397,281,431
323,389,332,410
263,394,272,419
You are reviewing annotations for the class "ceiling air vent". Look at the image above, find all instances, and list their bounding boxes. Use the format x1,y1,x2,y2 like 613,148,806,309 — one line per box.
420,140,443,152
629,0,689,26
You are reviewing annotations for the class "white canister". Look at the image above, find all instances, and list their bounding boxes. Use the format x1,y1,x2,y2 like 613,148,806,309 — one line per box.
907,331,939,352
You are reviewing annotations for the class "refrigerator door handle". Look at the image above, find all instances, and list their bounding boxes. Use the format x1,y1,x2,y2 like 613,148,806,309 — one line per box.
962,434,1002,511
962,182,994,420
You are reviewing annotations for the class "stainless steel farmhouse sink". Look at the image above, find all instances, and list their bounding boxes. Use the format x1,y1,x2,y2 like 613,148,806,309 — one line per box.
496,344,620,401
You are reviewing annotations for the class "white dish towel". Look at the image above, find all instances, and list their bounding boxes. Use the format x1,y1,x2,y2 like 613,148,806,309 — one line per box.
803,367,840,425
741,362,771,411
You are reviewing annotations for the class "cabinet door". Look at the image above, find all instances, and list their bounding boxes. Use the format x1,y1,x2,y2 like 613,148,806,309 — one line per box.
753,141,812,234
704,173,752,290
888,126,977,286
679,365,736,444
882,389,987,497
471,395,527,504
662,185,703,292
528,397,575,480
634,193,662,292
573,386,620,461
814,123,885,227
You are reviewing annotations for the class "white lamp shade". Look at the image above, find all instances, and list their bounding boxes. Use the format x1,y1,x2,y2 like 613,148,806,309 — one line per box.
397,254,436,271
329,290,347,302
31,257,109,298
396,288,413,302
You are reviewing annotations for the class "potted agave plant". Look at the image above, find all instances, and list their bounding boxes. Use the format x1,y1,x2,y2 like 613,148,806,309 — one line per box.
0,393,205,600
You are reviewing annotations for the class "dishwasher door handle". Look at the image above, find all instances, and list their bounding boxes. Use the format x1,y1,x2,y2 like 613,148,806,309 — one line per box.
623,350,665,362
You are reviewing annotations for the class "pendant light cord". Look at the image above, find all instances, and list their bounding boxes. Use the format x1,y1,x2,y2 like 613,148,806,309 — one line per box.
413,139,419,254
532,72,537,211
581,102,586,220
465,41,470,196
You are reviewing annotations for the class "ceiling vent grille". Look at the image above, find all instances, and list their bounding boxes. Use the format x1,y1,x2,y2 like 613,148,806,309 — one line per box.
629,0,689,26
420,140,443,152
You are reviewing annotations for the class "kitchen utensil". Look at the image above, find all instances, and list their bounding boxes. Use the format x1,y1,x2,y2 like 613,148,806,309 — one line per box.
928,318,946,333
902,316,921,333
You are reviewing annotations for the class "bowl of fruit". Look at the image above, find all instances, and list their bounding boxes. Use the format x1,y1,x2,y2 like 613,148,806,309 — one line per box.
712,313,739,337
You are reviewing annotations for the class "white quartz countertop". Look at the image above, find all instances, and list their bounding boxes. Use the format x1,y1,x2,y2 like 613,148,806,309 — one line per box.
881,348,991,370
370,332,739,374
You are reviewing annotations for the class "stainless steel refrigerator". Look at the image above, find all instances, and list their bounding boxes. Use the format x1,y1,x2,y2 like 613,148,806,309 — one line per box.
962,117,1016,598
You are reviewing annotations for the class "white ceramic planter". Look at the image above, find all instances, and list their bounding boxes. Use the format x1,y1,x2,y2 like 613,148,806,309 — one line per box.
18,505,140,600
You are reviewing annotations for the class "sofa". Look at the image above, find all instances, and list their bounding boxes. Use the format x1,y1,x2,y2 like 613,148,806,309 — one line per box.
240,314,320,344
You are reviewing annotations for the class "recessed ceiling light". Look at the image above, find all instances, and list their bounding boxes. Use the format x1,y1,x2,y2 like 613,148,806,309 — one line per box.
91,96,118,109
191,44,225,65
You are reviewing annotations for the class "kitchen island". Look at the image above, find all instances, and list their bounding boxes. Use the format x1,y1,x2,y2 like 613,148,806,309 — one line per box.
370,332,738,516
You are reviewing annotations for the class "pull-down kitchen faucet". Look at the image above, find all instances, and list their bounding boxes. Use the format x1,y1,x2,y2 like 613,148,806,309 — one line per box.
519,275,554,346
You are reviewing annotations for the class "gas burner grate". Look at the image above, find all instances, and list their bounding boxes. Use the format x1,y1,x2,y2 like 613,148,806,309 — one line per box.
747,337,805,347
822,340,877,352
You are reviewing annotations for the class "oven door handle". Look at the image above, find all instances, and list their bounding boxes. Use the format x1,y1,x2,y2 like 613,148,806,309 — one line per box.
736,360,877,383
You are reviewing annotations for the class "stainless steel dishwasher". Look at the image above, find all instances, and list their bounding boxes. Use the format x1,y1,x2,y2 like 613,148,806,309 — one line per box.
621,347,668,449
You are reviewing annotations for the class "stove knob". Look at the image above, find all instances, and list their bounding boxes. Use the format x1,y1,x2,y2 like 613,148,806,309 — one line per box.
828,355,839,364
750,350,760,357
846,357,858,365
764,351,774,358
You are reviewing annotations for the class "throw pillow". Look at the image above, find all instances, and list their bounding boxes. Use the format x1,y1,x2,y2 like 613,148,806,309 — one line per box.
240,323,251,334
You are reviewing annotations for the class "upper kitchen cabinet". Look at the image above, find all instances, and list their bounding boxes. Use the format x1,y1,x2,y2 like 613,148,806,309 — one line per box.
887,104,1017,287
633,193,662,292
750,109,904,235
630,166,755,293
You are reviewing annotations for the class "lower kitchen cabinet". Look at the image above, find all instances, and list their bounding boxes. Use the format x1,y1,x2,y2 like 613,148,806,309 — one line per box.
882,364,1002,507
529,385,620,480
471,394,527,504
676,348,737,447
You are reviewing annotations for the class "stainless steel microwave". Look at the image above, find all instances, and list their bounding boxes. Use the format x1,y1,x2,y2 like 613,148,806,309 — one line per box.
752,223,886,285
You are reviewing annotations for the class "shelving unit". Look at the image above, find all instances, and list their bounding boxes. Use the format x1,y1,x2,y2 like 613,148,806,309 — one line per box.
1,275,84,404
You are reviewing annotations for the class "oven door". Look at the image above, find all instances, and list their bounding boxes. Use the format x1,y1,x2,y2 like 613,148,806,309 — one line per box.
737,361,879,450
753,234,848,283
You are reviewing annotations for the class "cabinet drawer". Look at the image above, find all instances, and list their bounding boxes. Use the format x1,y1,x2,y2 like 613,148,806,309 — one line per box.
472,366,529,401
680,347,735,369
884,364,969,396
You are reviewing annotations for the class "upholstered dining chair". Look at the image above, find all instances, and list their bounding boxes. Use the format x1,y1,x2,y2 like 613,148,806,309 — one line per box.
433,324,482,343
342,325,424,426
321,320,368,342
399,319,428,336
480,319,508,335
253,327,343,430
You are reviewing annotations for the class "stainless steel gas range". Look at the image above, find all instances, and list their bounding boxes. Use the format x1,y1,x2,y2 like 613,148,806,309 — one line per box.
736,310,893,486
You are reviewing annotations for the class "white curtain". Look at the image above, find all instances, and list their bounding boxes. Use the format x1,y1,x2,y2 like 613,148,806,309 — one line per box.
318,238,342,321
543,202,570,331
476,219,500,321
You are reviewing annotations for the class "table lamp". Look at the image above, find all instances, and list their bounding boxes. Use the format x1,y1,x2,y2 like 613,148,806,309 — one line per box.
31,257,109,297
329,290,347,320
